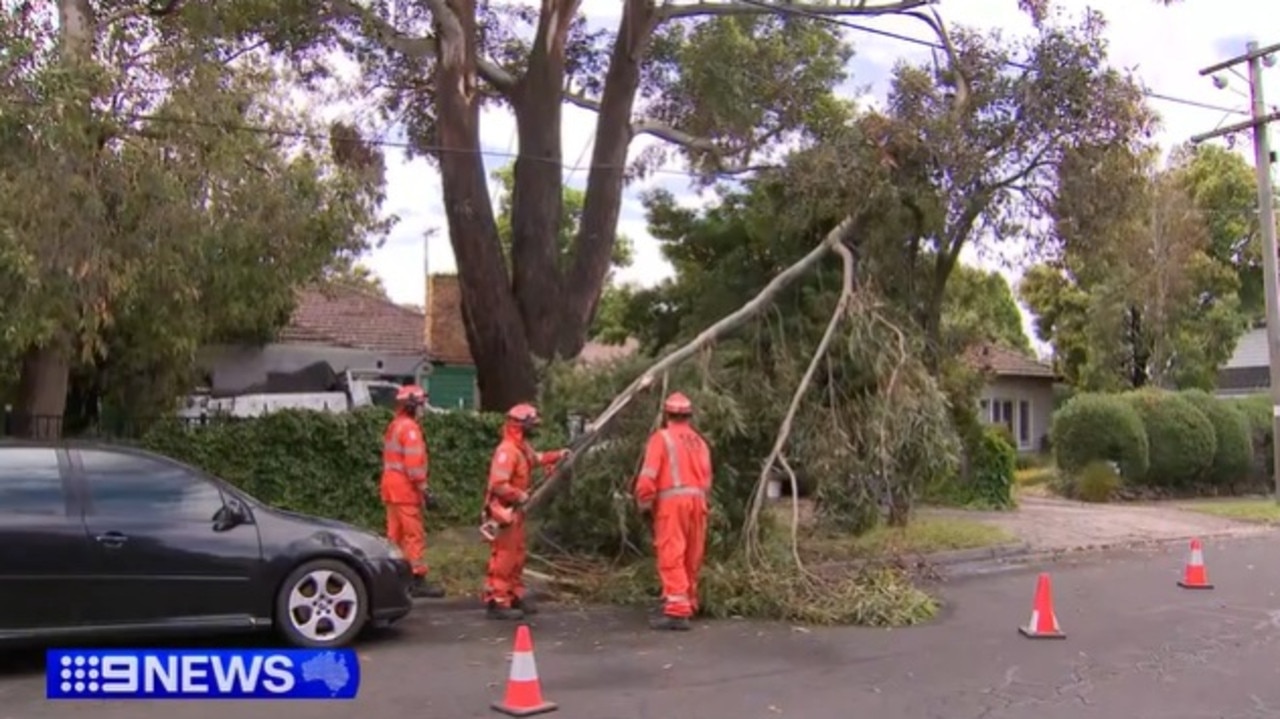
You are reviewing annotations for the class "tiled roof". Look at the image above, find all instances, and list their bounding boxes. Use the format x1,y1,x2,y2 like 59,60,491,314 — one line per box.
424,273,642,366
964,342,1057,379
278,284,427,356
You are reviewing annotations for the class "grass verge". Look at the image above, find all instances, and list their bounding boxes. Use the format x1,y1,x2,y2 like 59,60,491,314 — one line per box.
800,516,1016,564
1178,498,1280,524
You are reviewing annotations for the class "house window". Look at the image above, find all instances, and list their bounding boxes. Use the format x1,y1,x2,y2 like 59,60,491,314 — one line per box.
991,399,1014,433
979,399,990,420
1018,400,1031,449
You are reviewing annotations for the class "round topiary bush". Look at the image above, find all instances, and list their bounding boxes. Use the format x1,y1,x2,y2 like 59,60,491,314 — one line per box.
1051,392,1149,481
1123,389,1216,488
1179,389,1251,488
1229,393,1274,485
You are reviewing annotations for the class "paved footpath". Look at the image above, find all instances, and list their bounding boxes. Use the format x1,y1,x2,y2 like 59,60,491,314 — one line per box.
4,535,1280,719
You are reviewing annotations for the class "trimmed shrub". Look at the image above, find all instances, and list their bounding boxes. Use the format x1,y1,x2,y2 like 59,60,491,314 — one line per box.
1051,393,1149,481
1123,389,1215,488
1229,393,1274,484
1072,460,1121,503
141,407,565,531
966,426,1016,508
1178,389,1251,487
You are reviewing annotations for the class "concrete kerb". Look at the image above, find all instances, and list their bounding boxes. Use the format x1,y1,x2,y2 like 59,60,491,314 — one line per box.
940,525,1279,577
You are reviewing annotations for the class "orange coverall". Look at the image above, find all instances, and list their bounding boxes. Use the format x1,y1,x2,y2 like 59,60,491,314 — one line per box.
482,425,568,608
381,412,429,577
635,422,713,619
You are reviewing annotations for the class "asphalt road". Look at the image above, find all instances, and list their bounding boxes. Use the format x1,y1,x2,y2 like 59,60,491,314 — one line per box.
4,535,1280,719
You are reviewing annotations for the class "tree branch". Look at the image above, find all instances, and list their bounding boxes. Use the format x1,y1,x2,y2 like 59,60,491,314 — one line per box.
657,0,936,21
519,214,858,520
327,0,517,91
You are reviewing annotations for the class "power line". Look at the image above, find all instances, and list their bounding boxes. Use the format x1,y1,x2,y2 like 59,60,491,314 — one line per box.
735,0,1250,117
1,3,1251,177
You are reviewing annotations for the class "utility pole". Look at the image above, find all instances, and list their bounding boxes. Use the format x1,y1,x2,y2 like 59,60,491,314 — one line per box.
1192,41,1280,501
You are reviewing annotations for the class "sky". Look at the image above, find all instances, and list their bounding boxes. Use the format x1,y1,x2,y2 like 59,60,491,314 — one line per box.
334,0,1279,354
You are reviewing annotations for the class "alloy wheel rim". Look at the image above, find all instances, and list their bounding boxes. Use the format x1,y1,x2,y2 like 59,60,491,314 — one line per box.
287,569,359,642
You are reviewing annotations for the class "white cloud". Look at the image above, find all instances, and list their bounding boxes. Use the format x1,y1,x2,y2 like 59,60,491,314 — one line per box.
343,0,1276,353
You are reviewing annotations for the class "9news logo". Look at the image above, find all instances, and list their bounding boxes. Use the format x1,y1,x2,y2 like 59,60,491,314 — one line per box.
47,648,360,700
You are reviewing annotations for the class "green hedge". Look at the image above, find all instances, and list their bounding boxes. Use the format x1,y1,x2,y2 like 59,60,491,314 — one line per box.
1051,393,1149,481
1178,389,1251,487
1229,393,1274,485
141,407,565,531
1123,389,1215,487
968,426,1016,508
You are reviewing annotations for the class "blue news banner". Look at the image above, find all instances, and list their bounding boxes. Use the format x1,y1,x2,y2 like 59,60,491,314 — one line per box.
46,648,361,700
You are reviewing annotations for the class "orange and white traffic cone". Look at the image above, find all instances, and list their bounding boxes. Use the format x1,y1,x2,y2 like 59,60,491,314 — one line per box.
1018,572,1066,639
491,624,558,717
1177,537,1214,590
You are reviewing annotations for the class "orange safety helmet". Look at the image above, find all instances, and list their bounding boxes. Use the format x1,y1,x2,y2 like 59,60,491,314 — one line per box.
396,384,427,406
506,403,542,430
663,392,693,416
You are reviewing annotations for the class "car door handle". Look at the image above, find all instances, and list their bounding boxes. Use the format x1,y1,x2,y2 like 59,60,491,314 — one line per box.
95,532,129,548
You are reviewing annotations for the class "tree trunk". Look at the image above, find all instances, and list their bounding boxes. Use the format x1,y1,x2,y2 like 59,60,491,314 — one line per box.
12,343,72,440
508,0,581,358
434,0,538,410
557,0,659,357
13,0,98,440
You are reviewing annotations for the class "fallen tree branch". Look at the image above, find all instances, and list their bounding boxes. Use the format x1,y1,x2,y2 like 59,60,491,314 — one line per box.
521,214,857,518
743,236,857,568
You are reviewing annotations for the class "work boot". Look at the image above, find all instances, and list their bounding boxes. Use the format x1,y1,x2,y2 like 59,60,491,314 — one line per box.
409,576,446,599
513,596,538,615
648,614,691,631
486,601,526,621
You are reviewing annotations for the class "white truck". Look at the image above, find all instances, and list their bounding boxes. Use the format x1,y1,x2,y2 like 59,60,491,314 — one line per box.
177,366,438,420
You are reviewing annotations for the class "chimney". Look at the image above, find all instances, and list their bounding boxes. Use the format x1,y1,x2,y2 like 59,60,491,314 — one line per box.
423,230,432,352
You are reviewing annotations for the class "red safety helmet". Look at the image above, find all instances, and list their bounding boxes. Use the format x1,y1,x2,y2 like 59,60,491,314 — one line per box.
396,384,427,406
506,403,541,429
663,392,693,416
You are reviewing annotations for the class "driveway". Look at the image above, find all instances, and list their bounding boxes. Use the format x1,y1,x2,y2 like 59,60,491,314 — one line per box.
4,534,1280,718
930,494,1276,552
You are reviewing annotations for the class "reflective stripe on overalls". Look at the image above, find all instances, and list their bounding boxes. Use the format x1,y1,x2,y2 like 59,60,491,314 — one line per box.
384,435,426,481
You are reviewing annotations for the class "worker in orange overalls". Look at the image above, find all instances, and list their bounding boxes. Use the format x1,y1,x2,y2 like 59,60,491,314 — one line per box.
381,384,445,599
635,392,713,631
481,403,571,620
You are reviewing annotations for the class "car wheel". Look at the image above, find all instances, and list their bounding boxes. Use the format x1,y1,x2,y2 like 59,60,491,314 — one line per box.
276,559,369,648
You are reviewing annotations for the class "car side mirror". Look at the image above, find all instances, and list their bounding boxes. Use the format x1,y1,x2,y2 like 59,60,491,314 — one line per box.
212,502,245,532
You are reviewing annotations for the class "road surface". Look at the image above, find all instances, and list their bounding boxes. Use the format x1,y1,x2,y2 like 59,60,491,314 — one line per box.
3,535,1280,718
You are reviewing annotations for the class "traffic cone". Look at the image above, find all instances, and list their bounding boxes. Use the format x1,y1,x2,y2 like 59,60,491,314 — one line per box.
491,624,558,716
1018,572,1066,639
1177,537,1214,589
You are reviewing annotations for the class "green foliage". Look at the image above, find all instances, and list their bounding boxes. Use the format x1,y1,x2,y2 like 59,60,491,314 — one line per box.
1123,389,1215,487
967,426,1017,509
1019,142,1251,391
1051,392,1149,480
942,266,1033,355
1178,389,1251,487
140,408,566,530
1228,393,1275,485
0,9,388,416
1072,460,1122,503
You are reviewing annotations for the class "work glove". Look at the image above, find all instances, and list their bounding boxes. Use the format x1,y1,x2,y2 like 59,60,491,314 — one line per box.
423,490,440,511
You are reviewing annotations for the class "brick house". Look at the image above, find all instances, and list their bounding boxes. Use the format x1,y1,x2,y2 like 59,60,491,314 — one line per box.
196,283,429,396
